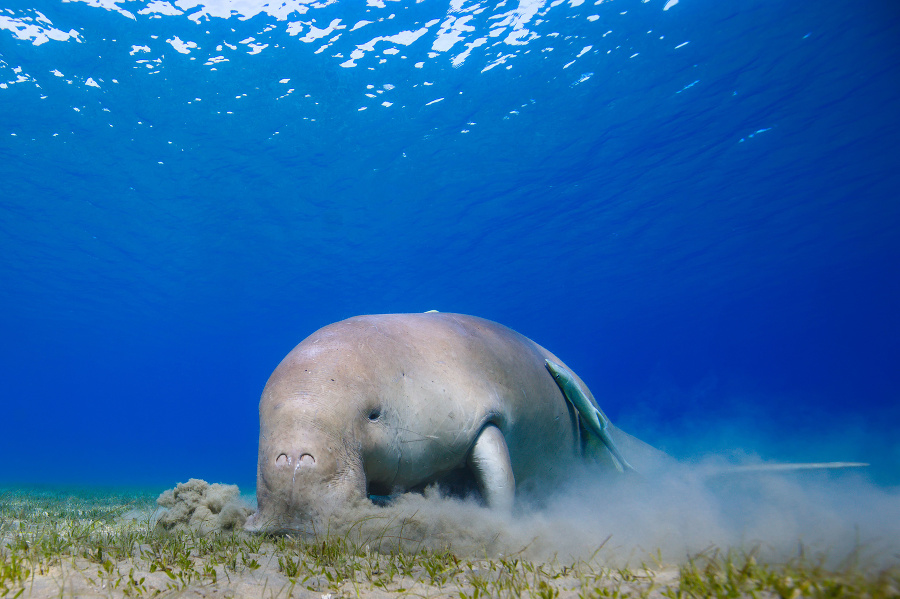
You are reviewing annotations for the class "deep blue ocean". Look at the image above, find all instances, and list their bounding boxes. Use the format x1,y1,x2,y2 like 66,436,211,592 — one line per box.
1,0,898,491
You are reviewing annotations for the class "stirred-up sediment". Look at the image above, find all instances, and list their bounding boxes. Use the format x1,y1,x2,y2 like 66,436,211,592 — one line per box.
1,484,898,598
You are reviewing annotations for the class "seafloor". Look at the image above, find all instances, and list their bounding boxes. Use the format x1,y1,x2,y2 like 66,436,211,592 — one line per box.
0,484,897,598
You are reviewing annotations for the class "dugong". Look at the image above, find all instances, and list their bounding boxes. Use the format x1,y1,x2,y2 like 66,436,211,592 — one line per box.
244,312,662,533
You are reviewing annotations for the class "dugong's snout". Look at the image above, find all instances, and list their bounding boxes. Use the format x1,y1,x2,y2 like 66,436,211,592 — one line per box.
245,432,367,534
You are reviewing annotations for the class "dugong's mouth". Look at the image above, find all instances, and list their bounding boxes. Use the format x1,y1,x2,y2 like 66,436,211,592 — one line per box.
243,490,367,536
247,467,368,535
243,510,319,535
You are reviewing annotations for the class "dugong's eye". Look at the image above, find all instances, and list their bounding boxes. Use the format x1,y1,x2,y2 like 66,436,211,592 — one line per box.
368,407,382,422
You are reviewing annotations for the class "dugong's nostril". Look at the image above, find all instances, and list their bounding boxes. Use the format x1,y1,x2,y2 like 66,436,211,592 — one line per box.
298,453,315,466
276,453,290,466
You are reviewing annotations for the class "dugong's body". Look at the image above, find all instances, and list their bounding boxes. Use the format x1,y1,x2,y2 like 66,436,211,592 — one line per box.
245,312,648,533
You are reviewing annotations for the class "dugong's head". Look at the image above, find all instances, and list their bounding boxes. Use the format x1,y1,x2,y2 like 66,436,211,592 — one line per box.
243,324,400,533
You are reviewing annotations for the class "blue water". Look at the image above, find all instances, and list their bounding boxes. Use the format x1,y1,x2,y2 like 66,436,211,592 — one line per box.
1,0,898,489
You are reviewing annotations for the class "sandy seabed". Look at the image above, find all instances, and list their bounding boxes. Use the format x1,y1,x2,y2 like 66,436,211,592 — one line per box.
2,476,899,598
14,549,681,599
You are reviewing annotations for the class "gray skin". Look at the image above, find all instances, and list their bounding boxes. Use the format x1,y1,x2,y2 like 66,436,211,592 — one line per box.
244,312,654,533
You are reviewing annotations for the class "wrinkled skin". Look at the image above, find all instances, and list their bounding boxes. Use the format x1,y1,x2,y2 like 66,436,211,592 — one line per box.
244,312,610,533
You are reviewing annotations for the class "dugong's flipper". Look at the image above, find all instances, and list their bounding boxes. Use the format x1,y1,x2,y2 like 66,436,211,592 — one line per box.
467,424,515,510
546,360,635,473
